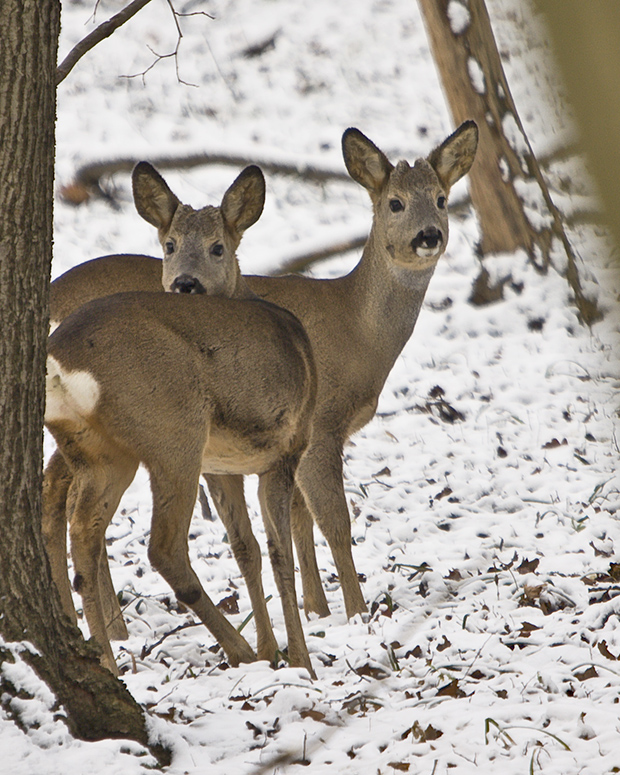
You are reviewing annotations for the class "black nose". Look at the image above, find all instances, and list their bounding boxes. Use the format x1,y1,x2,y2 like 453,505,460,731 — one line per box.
171,274,206,294
411,227,443,252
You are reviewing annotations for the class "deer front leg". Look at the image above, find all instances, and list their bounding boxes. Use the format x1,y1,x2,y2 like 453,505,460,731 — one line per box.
290,485,331,618
258,463,315,679
204,473,279,664
295,440,367,619
148,472,256,667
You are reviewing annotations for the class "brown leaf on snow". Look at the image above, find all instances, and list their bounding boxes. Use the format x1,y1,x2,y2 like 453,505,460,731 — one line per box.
518,621,541,638
352,662,390,679
608,563,620,581
342,692,383,715
519,584,544,605
401,720,443,742
436,679,468,698
436,635,451,652
597,641,619,660
589,540,613,558
216,592,240,614
373,466,391,477
300,708,327,722
516,557,540,574
542,438,568,449
434,486,453,501
387,762,410,771
574,666,598,681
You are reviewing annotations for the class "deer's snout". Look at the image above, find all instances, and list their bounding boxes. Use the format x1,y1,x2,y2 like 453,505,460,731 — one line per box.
171,274,206,294
411,227,443,256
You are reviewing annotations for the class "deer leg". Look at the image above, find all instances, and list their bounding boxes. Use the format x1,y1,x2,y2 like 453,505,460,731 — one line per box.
95,459,138,641
290,485,330,618
68,462,131,675
258,463,315,679
98,548,129,641
42,449,77,624
70,456,136,642
295,441,367,619
204,473,279,664
148,470,256,667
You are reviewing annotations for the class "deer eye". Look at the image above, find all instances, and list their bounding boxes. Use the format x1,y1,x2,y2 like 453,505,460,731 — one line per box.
437,195,446,209
211,243,224,257
164,240,175,255
389,198,404,213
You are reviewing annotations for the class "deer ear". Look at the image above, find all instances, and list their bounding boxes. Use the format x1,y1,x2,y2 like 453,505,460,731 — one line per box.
221,165,266,236
342,128,393,196
132,162,180,232
427,120,478,192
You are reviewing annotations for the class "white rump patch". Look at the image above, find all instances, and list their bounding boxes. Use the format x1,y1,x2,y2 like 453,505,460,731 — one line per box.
45,355,100,423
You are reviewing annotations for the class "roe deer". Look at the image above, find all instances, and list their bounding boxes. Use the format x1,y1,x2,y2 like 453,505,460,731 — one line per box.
44,164,317,676
49,122,478,623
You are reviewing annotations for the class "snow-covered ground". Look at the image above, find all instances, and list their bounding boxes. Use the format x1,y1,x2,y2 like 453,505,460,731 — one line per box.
3,0,620,772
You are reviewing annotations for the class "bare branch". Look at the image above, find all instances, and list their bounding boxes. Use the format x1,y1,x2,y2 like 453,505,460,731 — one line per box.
56,0,155,86
122,0,212,87
59,151,352,205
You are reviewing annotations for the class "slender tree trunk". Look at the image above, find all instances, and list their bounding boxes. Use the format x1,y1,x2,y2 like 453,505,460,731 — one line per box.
417,0,600,323
0,1,168,761
535,1,620,255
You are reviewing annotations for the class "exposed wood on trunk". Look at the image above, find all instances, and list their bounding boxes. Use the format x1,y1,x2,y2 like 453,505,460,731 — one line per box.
417,0,601,323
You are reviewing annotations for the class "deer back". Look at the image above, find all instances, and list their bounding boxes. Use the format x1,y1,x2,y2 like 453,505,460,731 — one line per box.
46,292,316,475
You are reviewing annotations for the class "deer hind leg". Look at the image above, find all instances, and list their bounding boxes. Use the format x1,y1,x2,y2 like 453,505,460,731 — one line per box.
291,485,330,618
295,440,367,619
67,456,136,643
148,469,256,667
98,544,130,641
42,449,77,625
258,462,315,679
95,457,138,641
204,473,279,664
68,454,136,675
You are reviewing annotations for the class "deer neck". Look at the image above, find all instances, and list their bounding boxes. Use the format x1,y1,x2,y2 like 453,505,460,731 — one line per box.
230,267,258,300
345,230,437,364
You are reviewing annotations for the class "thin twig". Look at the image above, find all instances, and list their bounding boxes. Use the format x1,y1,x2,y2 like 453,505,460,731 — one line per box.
56,0,155,85
122,0,212,86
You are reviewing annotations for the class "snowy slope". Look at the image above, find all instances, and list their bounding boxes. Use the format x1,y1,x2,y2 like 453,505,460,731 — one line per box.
3,0,620,772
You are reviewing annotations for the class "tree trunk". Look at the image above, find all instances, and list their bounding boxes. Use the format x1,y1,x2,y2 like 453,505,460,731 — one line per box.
417,0,600,323
0,1,168,762
535,1,620,255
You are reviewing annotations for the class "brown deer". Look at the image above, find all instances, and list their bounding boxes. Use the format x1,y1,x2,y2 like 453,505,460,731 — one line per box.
44,163,317,676
49,122,478,626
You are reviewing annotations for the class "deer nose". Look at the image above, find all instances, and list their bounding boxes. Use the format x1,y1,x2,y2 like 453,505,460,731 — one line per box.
411,227,443,253
171,274,206,294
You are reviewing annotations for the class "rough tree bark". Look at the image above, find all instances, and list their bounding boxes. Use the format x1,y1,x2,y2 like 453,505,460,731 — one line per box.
0,0,168,762
417,0,600,323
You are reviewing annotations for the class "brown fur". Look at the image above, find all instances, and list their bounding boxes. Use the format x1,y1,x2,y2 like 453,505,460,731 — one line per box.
44,166,317,676
47,123,478,639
